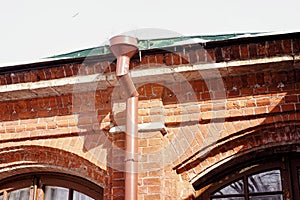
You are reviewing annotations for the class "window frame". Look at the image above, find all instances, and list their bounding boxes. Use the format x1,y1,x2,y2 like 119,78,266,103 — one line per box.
196,157,296,200
0,173,103,200
40,173,101,199
290,159,300,200
210,167,285,200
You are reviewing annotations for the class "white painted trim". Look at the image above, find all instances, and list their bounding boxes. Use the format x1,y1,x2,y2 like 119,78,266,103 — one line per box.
109,122,166,134
0,55,298,96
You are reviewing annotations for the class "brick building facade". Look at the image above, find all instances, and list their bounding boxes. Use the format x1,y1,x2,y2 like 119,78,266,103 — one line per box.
0,32,299,199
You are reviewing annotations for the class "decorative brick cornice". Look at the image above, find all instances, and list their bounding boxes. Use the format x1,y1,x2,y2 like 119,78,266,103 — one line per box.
0,32,298,86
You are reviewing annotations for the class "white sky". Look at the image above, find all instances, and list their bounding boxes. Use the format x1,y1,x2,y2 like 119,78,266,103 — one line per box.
1,0,300,65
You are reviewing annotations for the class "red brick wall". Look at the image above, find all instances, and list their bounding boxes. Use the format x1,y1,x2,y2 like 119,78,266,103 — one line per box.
0,33,299,199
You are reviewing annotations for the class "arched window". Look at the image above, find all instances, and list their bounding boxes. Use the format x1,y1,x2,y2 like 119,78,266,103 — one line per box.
211,169,283,199
0,173,103,200
196,154,300,199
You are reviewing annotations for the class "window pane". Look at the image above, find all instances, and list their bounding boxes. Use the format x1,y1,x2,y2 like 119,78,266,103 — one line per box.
249,194,283,200
213,179,244,195
45,186,69,200
212,198,245,200
8,188,30,200
248,170,282,193
73,190,94,200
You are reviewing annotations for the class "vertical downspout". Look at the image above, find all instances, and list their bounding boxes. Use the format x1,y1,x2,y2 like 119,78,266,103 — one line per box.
125,96,138,200
109,35,139,200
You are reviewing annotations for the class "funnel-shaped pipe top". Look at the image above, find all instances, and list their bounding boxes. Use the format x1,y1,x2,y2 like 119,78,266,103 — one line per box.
109,35,138,57
109,35,139,76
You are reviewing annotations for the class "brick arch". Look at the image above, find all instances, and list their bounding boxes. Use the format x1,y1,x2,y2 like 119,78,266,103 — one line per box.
176,120,300,183
0,145,108,188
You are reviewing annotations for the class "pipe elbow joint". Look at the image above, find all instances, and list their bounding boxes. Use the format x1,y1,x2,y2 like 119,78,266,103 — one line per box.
116,56,130,76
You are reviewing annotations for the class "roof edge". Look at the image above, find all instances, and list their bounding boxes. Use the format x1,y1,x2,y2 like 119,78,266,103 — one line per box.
0,31,299,74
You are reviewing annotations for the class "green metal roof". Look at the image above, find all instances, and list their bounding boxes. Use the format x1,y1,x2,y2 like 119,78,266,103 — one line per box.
49,32,262,59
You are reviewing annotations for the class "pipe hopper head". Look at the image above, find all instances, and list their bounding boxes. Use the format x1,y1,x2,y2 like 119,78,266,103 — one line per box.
109,35,139,76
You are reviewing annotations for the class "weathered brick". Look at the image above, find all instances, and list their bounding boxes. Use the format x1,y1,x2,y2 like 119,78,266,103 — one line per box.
5,73,12,84
143,178,160,185
249,43,257,58
30,70,38,82
10,73,19,84
43,68,52,79
214,47,223,62
141,55,149,66
155,54,164,65
282,39,292,54
267,40,277,56
222,46,231,61
0,75,6,85
172,53,181,65
188,50,198,64
292,38,300,53
17,72,25,83
256,98,270,106
206,49,215,62
231,45,240,60
240,44,249,60
56,67,66,78
164,53,172,66
275,40,283,55
257,42,266,57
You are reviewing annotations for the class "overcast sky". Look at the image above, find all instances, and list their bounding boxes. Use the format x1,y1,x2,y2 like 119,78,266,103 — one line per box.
1,0,300,65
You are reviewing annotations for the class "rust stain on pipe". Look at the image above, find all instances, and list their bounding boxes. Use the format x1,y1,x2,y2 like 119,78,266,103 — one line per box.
109,35,139,200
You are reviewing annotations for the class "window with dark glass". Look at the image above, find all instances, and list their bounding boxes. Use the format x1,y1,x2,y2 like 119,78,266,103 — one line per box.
211,169,283,200
194,154,300,199
0,173,102,200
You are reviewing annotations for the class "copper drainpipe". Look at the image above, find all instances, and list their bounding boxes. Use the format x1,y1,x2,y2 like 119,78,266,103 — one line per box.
109,35,139,200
